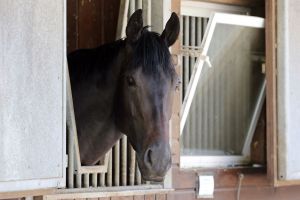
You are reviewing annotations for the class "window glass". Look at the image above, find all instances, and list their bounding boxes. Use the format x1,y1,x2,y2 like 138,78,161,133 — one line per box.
181,24,265,157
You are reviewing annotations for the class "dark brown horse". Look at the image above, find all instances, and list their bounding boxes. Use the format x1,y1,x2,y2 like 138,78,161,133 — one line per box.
67,9,180,182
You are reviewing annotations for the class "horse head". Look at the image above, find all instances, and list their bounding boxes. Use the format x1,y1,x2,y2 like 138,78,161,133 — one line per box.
115,9,180,182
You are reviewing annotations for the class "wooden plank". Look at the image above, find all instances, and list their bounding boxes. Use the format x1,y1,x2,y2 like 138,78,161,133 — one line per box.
77,0,101,48
167,190,196,200
43,188,173,200
170,0,181,167
265,0,277,186
67,0,78,53
99,198,110,200
77,0,120,49
155,194,166,200
199,0,264,7
251,102,266,165
133,195,144,200
144,194,155,200
111,196,133,200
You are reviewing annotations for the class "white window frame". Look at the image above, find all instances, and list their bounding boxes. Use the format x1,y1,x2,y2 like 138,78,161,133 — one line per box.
180,12,266,168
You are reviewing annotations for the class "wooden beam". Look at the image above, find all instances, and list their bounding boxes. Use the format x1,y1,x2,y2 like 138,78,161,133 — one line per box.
192,0,264,7
43,187,173,200
0,189,55,199
265,0,277,186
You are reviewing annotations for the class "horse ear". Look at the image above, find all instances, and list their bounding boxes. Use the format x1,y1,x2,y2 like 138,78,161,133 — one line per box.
126,9,143,43
161,12,180,47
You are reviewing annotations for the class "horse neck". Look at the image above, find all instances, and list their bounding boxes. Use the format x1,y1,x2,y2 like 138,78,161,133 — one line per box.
74,40,127,165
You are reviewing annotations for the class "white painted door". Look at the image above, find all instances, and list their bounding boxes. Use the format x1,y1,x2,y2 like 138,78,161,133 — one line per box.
0,0,66,192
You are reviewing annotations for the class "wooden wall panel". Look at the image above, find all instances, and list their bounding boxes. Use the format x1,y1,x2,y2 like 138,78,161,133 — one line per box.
169,186,300,200
111,196,133,200
251,102,266,164
200,0,264,7
67,0,78,53
133,195,144,200
99,198,110,200
67,0,120,53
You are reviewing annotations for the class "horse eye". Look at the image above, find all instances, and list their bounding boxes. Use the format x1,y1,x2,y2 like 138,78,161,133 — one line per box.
126,76,136,87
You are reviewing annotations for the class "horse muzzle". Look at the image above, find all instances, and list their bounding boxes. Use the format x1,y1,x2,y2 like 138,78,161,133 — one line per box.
137,140,172,182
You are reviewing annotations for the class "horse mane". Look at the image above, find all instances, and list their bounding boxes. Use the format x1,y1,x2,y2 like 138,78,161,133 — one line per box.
130,27,175,79
68,27,175,85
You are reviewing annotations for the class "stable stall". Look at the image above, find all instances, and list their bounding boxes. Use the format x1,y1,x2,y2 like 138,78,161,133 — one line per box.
1,0,300,200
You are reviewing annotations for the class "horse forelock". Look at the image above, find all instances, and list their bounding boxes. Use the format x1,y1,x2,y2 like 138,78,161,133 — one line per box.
129,28,175,80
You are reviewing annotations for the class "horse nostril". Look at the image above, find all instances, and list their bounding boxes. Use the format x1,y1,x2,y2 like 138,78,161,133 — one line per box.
144,148,153,167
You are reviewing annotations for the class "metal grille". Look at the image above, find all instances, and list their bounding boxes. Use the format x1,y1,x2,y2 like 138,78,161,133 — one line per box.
181,15,209,151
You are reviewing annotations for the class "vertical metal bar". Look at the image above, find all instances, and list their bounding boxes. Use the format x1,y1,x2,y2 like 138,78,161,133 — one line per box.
121,135,127,186
114,141,120,186
220,59,225,151
107,150,112,186
215,46,220,151
207,19,214,150
143,0,151,27
234,51,241,152
190,16,196,149
76,173,82,188
180,16,184,102
129,145,136,185
116,0,130,39
136,0,142,9
225,47,231,152
83,173,89,188
195,17,202,149
208,62,214,150
129,0,135,15
100,173,105,187
183,15,190,148
135,162,142,185
66,66,74,188
92,173,97,187
201,18,208,150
